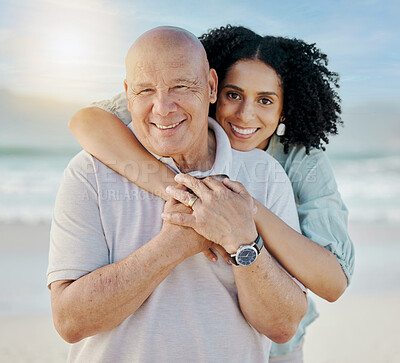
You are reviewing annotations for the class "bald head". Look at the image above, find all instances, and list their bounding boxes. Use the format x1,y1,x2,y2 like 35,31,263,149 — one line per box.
125,26,208,83
128,26,205,56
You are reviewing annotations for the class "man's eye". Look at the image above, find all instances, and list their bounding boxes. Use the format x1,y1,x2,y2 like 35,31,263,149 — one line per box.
174,85,187,89
227,92,241,100
139,89,153,94
259,98,272,105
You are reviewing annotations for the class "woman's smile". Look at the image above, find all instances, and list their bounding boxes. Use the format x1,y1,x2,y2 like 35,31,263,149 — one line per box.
229,123,259,137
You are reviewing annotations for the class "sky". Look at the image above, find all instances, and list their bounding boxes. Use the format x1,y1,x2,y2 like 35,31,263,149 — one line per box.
0,0,399,110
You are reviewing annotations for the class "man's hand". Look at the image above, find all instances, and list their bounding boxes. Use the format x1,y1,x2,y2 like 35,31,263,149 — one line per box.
161,174,258,254
161,197,213,258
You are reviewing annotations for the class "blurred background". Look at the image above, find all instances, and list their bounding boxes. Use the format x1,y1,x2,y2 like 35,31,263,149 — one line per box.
0,0,399,362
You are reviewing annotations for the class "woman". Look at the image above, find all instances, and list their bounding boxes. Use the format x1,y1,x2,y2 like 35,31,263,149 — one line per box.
69,25,354,361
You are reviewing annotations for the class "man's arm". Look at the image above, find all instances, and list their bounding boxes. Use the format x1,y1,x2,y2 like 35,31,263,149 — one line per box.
162,174,308,344
51,223,207,343
231,248,307,343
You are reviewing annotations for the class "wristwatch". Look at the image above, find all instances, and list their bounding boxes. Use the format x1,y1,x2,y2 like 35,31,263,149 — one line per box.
229,234,263,266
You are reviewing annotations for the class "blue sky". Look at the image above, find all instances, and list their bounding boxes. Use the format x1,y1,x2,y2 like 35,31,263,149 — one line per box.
0,0,399,108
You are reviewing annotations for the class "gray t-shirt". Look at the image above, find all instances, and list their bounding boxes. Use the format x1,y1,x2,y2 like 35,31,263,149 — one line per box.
47,118,301,362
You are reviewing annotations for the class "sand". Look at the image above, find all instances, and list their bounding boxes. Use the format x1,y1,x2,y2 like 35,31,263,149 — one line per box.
0,220,399,362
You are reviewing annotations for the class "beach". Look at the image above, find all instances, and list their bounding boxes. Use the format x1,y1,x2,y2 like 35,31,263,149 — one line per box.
1,220,399,362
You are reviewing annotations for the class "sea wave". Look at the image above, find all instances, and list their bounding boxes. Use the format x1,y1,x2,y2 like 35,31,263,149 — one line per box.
1,148,399,224
0,146,79,157
0,150,75,224
332,153,400,223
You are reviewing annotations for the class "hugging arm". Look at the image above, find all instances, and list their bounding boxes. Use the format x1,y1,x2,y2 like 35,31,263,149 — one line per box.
253,199,348,302
256,149,354,302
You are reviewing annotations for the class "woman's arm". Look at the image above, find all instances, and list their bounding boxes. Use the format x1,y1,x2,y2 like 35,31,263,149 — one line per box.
253,199,347,302
68,107,175,201
254,146,353,303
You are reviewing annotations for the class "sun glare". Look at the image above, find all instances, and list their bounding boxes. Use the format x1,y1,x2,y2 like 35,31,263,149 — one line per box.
49,30,91,63
6,0,127,101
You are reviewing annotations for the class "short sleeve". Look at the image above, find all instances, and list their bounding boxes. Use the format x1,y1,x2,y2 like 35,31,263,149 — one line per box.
288,149,355,284
47,152,110,288
89,92,132,126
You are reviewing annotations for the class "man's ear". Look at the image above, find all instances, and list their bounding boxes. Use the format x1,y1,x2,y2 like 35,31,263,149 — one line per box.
208,68,218,104
124,79,130,111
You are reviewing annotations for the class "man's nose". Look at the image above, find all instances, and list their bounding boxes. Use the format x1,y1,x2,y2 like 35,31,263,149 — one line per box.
152,91,178,116
238,100,256,123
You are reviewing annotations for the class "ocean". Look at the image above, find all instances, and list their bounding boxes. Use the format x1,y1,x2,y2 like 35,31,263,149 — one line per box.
329,151,400,224
1,145,399,225
0,146,78,224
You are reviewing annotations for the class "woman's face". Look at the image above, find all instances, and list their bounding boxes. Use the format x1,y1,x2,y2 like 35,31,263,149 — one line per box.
215,60,283,151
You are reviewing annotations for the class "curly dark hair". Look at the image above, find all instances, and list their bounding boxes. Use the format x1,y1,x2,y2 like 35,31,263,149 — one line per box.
199,25,342,153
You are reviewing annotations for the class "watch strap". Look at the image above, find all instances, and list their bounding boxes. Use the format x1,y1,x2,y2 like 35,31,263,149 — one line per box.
253,233,263,253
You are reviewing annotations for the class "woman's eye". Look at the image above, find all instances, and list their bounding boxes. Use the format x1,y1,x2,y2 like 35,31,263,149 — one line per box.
227,92,241,100
259,98,272,105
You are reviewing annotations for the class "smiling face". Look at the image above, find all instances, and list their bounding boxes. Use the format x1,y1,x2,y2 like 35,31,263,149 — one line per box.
215,59,284,151
124,28,217,164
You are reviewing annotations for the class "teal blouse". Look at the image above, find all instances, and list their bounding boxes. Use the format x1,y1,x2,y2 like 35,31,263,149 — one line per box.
91,93,355,357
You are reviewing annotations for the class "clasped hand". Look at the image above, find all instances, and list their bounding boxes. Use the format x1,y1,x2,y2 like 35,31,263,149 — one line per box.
161,174,258,255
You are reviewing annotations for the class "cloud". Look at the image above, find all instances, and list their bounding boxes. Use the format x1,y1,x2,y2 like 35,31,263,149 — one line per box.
0,0,398,104
42,0,118,15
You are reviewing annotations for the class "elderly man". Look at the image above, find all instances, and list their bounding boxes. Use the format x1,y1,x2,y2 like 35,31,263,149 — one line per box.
48,26,307,362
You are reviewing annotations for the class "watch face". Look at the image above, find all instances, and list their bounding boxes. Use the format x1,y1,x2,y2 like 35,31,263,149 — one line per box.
236,246,258,266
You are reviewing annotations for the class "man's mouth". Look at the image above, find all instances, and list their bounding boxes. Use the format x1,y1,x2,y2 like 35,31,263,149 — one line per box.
154,121,183,130
230,123,258,136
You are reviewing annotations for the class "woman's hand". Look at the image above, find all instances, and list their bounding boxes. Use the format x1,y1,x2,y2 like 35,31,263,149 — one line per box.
161,174,258,254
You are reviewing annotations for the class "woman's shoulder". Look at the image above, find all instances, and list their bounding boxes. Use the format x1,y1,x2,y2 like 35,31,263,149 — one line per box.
267,135,331,173
266,136,340,200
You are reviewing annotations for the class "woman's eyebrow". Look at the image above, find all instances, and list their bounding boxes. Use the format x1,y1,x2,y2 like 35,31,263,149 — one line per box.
221,84,243,92
222,84,279,97
257,91,279,97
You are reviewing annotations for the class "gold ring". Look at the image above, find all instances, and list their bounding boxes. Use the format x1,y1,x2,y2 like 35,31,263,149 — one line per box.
187,196,198,209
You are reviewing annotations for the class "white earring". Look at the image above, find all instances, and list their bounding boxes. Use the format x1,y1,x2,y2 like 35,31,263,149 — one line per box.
276,122,286,136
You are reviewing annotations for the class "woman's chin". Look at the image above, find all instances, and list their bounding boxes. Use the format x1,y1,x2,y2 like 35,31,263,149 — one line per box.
230,140,254,152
